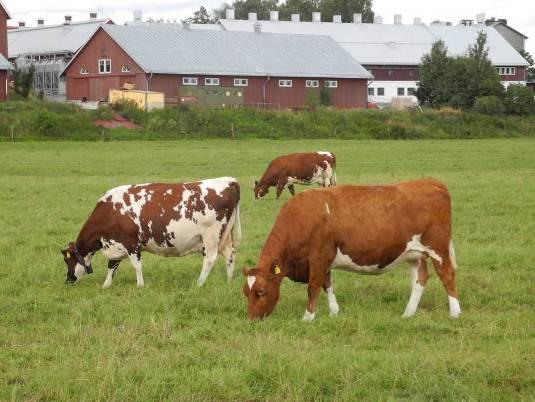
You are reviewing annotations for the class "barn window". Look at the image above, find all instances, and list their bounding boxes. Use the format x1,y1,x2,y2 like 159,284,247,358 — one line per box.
234,78,248,87
397,87,405,96
377,87,385,96
325,80,338,88
368,87,375,96
183,77,198,86
279,80,292,87
121,65,131,73
80,67,89,75
408,88,416,96
496,67,516,76
98,59,111,74
306,80,319,88
205,78,220,86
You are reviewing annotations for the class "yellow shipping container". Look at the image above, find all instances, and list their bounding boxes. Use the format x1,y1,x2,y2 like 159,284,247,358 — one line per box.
109,89,165,111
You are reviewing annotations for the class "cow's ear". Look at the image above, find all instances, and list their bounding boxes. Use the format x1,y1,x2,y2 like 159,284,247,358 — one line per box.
243,267,258,277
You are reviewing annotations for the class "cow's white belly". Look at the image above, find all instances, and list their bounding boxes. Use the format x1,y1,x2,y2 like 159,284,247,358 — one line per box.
330,234,442,275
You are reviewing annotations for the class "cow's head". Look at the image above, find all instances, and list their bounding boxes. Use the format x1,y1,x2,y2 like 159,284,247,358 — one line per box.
253,181,269,199
60,242,93,284
242,264,284,319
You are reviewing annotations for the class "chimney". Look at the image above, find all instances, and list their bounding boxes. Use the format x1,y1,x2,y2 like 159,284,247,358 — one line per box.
476,13,485,24
226,8,235,20
333,14,342,23
269,10,279,21
37,18,45,26
413,17,422,25
394,14,402,25
353,13,362,23
291,13,300,22
254,21,261,33
133,10,142,22
64,15,72,25
90,11,98,20
183,21,191,30
18,21,26,28
312,12,321,22
248,12,257,22
374,15,383,24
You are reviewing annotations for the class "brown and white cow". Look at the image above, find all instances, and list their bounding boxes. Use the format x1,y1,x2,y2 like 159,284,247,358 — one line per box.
254,152,336,199
243,178,461,320
61,177,241,287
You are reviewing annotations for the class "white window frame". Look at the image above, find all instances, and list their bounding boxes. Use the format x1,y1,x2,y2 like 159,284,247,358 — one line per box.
279,79,292,88
183,77,198,86
325,80,338,88
496,67,516,76
306,80,319,88
368,87,375,96
80,67,89,75
397,87,405,96
98,59,111,74
121,65,131,73
408,87,417,96
205,77,220,86
377,87,385,96
234,78,248,87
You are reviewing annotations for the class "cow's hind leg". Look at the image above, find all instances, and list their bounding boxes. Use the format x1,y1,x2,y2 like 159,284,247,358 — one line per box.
128,253,144,288
220,235,235,282
288,184,296,196
198,234,219,286
102,259,121,289
432,254,461,318
402,258,429,317
322,271,339,317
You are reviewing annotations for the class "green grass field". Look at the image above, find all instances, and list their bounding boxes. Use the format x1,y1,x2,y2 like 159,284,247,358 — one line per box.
1,139,534,401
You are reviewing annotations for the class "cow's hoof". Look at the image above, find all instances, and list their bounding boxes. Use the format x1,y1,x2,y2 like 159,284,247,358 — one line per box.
402,310,415,318
102,282,111,289
329,303,339,317
137,283,145,288
302,310,316,321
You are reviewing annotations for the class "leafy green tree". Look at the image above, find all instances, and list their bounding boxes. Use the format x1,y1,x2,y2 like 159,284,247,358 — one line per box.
519,50,535,81
215,0,280,20
14,65,35,99
416,40,454,107
184,6,216,24
278,0,320,21
503,84,535,115
319,0,373,23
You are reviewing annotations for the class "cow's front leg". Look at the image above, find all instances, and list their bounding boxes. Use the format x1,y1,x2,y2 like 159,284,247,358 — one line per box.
128,253,144,288
322,271,339,317
275,178,288,199
288,184,296,196
303,261,328,321
102,259,121,289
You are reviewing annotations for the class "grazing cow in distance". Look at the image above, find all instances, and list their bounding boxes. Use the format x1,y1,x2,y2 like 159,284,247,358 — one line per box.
61,177,241,288
243,178,461,320
254,152,336,199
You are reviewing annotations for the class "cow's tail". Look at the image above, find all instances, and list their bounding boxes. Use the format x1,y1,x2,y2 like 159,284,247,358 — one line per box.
230,180,242,247
232,203,242,247
449,239,457,270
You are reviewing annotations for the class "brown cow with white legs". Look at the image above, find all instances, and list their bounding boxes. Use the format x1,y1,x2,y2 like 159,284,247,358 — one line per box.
243,178,461,320
254,152,336,199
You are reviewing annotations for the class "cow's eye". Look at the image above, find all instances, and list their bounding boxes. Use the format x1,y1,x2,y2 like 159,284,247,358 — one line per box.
256,288,266,297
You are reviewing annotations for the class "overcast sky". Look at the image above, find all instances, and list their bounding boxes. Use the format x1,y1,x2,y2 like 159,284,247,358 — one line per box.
5,0,534,55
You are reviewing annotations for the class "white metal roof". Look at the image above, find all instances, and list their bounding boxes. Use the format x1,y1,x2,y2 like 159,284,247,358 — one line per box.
0,1,11,19
220,19,528,67
66,24,372,79
8,19,112,59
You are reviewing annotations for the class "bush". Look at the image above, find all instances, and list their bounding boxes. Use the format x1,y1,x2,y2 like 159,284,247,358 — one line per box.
503,84,535,115
472,96,505,115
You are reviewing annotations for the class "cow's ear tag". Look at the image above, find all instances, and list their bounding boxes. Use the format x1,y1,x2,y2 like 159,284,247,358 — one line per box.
66,252,71,259
274,265,281,275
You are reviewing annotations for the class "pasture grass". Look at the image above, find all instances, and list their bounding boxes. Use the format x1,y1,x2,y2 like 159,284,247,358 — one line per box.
0,139,534,401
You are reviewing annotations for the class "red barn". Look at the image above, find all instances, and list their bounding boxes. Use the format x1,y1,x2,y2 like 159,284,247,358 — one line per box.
0,0,12,102
62,24,372,109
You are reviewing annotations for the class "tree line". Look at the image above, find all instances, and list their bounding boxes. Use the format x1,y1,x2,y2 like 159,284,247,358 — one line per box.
417,32,534,115
184,0,374,24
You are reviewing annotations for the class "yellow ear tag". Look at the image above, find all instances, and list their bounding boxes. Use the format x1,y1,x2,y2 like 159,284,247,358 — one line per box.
274,265,281,275
66,252,71,259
